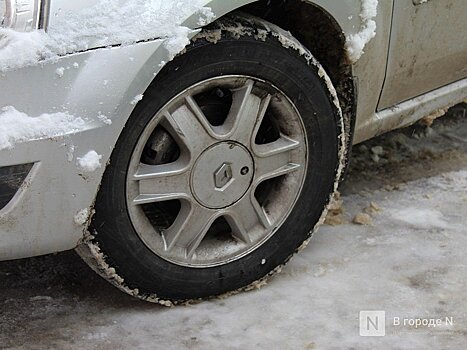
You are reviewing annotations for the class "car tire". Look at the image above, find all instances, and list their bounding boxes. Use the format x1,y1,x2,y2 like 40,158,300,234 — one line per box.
80,14,346,303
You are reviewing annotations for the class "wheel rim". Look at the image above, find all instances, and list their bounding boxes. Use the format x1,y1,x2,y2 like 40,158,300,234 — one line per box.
126,76,308,267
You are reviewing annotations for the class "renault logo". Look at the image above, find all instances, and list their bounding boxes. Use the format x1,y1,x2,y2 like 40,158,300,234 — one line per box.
214,163,233,189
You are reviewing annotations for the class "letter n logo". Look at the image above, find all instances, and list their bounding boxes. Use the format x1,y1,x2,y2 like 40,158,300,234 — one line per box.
360,311,386,336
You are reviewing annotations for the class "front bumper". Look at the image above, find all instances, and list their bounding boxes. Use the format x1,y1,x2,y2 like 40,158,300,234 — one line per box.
0,39,166,260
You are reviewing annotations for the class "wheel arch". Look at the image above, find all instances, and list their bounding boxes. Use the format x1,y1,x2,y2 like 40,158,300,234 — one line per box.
125,0,357,156
194,1,357,144
238,0,357,151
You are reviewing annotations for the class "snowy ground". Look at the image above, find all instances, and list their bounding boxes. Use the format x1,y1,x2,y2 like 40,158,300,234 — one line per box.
0,105,466,349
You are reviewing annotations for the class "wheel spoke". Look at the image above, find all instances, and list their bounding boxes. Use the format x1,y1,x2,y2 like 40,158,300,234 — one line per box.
225,80,270,145
254,135,302,183
130,163,191,205
162,101,215,155
225,191,272,238
162,202,218,258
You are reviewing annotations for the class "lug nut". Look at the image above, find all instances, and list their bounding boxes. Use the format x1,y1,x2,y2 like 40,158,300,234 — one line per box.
240,166,249,175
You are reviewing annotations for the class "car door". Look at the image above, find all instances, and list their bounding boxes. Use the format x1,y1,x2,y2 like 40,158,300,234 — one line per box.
378,0,467,110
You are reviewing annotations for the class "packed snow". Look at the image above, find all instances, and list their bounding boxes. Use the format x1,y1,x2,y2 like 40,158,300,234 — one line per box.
1,168,466,349
0,106,86,150
76,150,102,173
74,208,90,226
388,208,451,230
130,94,144,105
345,0,378,63
0,0,215,72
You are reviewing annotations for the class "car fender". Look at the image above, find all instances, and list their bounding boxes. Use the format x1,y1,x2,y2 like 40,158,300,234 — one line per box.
0,0,263,259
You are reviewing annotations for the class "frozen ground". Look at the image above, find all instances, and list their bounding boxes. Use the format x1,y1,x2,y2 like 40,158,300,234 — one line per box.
0,105,466,349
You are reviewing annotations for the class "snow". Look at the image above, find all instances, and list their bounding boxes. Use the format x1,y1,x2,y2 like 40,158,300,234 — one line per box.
130,94,144,105
0,106,86,150
76,150,102,173
389,208,450,230
97,114,112,125
345,0,379,63
66,144,75,162
74,208,90,226
0,0,215,72
55,67,65,77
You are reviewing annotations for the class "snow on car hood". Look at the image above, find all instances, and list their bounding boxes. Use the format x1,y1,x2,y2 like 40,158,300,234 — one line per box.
0,0,215,72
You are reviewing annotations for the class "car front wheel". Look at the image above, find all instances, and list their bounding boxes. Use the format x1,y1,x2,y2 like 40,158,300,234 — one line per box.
80,15,346,303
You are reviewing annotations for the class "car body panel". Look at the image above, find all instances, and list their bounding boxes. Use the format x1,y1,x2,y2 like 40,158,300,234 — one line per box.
378,0,467,110
375,79,467,136
0,40,168,259
0,0,466,259
329,0,393,143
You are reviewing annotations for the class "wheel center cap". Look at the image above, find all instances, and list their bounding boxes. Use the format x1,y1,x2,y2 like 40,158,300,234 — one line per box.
191,142,254,209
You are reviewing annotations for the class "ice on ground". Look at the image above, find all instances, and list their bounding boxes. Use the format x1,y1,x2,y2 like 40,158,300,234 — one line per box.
76,151,102,173
0,106,86,150
389,208,450,229
1,109,466,349
4,168,466,349
345,0,378,63
0,0,215,71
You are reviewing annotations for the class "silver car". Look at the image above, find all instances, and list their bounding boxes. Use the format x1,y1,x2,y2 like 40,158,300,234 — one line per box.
0,0,465,304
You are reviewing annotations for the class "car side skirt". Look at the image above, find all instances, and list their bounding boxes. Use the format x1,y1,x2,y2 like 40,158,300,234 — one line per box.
354,78,467,144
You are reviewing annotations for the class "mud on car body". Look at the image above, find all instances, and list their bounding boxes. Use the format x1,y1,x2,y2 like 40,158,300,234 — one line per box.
0,0,466,304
